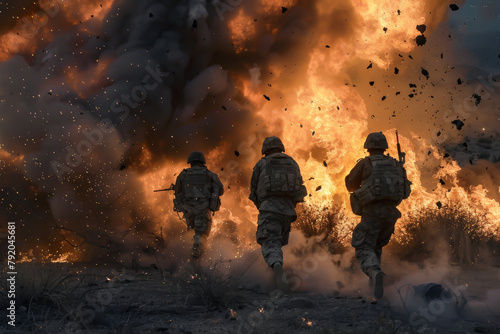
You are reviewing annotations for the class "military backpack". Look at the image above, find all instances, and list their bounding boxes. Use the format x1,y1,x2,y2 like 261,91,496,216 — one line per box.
353,155,407,208
256,153,303,200
181,168,211,199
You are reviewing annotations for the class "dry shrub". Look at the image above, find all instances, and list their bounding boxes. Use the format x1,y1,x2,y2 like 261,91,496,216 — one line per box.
0,262,74,307
390,203,500,264
294,204,351,254
176,260,242,309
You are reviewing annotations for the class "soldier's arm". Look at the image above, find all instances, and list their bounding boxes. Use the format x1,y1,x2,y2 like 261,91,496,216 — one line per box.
210,172,224,196
293,160,308,203
174,171,185,197
345,159,365,192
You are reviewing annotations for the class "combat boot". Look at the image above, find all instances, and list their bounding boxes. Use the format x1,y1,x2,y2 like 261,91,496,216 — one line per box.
273,263,290,293
368,269,384,299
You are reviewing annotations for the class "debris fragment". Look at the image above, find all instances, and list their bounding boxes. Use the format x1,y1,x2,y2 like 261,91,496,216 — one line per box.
263,95,270,101
436,201,442,209
282,7,288,13
472,93,481,106
415,35,427,46
421,68,429,79
416,24,426,33
449,4,459,11
451,119,464,130
234,150,240,157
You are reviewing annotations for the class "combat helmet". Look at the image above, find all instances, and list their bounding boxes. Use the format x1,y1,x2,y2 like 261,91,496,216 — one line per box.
261,136,285,155
187,151,206,164
364,132,388,150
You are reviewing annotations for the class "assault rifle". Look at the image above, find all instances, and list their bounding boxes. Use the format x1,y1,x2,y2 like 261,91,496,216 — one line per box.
396,130,412,199
153,183,175,192
395,130,406,165
154,183,183,213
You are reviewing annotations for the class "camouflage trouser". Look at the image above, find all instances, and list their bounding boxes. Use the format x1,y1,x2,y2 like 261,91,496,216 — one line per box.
256,211,294,268
351,205,400,276
182,199,212,256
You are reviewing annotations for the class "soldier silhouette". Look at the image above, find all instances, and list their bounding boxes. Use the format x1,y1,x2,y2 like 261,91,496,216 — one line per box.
174,151,224,259
249,136,307,292
346,132,411,298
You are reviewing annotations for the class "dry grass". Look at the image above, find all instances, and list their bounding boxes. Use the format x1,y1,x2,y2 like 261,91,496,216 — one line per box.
390,203,500,265
174,260,243,309
0,263,75,306
294,204,351,254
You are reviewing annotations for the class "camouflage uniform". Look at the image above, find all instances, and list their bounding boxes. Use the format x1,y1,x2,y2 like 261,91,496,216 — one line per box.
348,132,411,299
250,152,307,268
174,164,224,257
345,155,402,275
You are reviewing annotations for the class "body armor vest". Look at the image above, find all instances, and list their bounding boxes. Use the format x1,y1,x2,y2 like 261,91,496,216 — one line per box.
182,168,211,198
256,154,302,200
354,155,405,206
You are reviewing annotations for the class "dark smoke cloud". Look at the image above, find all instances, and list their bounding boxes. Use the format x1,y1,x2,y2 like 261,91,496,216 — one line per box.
0,0,319,260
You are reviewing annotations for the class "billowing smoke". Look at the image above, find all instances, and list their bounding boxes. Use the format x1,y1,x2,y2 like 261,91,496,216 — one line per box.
0,0,320,260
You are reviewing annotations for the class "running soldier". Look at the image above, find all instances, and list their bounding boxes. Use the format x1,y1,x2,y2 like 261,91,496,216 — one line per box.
345,132,411,298
249,136,307,292
174,151,224,259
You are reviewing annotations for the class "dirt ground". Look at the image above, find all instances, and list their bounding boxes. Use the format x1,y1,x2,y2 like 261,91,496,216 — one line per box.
1,259,499,334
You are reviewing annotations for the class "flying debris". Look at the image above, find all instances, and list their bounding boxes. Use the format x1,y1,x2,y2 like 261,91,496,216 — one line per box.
472,93,482,106
416,24,426,33
451,119,464,130
421,67,429,79
415,35,427,46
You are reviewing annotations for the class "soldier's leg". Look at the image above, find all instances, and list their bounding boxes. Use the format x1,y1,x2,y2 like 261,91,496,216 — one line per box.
280,215,293,246
256,212,283,268
375,249,382,266
374,218,397,269
192,210,212,258
351,217,382,276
